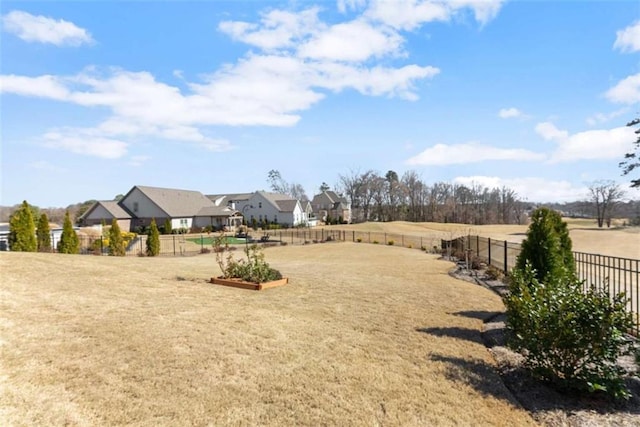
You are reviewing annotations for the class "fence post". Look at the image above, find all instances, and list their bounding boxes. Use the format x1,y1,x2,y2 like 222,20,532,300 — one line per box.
402,235,404,247
353,231,355,242
368,232,371,243
100,236,103,255
173,235,176,256
487,238,491,266
476,236,479,257
503,240,508,274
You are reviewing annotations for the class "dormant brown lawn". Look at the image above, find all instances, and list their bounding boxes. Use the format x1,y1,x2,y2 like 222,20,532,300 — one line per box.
1,244,537,426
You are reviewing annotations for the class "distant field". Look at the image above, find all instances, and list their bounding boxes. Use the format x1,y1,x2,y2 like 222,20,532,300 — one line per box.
0,246,536,426
329,219,640,259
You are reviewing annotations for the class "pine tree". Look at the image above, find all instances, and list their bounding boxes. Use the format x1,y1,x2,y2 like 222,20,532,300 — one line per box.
58,211,80,254
515,207,575,282
163,218,172,235
8,200,37,252
108,219,125,256
146,218,160,256
36,213,51,252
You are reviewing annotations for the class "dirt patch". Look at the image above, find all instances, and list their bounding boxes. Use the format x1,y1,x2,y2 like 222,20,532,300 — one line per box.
450,264,640,427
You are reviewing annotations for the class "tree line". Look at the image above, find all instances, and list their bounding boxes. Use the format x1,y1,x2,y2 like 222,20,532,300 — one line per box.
336,170,527,225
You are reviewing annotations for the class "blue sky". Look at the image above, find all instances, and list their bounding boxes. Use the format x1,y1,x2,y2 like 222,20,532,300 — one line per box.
1,0,640,207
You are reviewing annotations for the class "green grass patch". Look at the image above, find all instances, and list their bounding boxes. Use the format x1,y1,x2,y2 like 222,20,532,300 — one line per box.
186,236,248,245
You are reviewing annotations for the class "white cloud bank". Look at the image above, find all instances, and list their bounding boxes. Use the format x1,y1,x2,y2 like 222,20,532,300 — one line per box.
535,122,635,163
605,73,640,105
614,20,640,53
453,176,590,203
405,142,544,166
1,10,93,46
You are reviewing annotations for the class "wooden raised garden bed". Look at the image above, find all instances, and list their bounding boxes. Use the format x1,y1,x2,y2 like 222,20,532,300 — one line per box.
210,277,289,291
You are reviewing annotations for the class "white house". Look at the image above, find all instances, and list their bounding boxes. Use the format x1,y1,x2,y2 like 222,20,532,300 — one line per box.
229,191,308,227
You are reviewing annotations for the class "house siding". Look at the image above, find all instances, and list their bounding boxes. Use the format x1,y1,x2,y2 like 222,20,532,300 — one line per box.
120,187,167,220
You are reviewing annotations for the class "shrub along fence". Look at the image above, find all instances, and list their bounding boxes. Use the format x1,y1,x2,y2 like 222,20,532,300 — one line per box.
444,235,640,336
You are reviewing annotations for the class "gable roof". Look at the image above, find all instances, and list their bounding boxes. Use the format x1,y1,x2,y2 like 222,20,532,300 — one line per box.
80,200,132,220
207,193,253,206
255,191,301,213
196,205,240,217
130,185,215,217
275,200,299,212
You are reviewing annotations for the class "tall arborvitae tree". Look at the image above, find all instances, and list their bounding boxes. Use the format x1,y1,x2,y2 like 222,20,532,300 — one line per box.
8,200,37,252
515,207,575,282
108,219,125,256
163,218,172,235
36,213,51,252
58,211,79,254
146,218,160,256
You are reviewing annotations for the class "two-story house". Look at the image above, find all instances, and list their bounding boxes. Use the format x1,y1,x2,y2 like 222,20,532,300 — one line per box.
311,190,351,224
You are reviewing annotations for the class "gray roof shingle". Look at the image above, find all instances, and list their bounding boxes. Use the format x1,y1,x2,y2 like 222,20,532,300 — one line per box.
134,185,215,217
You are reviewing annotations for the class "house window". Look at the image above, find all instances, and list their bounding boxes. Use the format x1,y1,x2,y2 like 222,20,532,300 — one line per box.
133,202,139,213
258,202,262,208
180,219,188,227
274,215,278,223
259,214,262,222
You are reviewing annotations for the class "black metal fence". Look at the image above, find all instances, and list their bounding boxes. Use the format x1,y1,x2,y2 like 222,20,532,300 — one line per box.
444,235,640,336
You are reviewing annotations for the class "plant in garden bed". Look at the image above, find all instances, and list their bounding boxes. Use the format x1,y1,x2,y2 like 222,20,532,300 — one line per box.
213,233,282,284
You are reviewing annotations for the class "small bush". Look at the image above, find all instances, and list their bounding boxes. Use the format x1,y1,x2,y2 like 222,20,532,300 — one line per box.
387,240,394,246
280,241,288,246
485,265,504,281
504,266,635,399
356,238,362,243
407,244,412,249
420,246,427,251
200,247,211,254
372,240,379,244
470,256,484,270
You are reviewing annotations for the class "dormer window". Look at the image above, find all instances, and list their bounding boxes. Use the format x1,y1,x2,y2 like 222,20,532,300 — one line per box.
258,202,262,208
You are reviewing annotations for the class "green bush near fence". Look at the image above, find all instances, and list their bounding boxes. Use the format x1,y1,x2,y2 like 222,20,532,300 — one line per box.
505,208,635,400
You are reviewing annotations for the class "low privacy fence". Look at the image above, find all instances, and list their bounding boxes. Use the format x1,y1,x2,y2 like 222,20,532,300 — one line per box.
444,235,640,336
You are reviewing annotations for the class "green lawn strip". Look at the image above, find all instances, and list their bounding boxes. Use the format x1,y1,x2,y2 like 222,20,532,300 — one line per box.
186,236,251,245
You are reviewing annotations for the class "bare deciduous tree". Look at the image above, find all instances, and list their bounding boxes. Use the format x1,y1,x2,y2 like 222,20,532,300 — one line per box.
588,180,624,228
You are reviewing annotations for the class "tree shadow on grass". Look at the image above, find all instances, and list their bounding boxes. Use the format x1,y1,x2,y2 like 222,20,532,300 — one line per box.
429,353,523,407
430,353,640,419
416,326,484,345
451,310,503,322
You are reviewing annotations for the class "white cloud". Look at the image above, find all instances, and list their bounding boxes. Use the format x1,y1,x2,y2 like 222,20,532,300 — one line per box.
548,126,635,163
535,122,569,141
536,121,635,163
1,3,457,158
219,8,321,50
586,108,629,126
364,0,506,30
42,130,128,159
605,73,640,104
453,176,590,203
614,20,640,53
1,10,93,46
498,107,523,119
298,20,404,62
0,74,69,99
405,142,545,165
